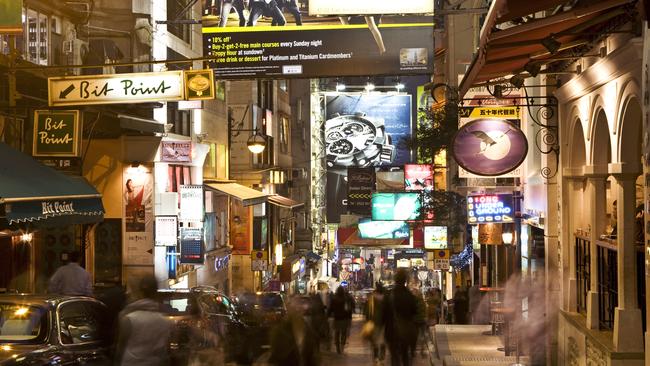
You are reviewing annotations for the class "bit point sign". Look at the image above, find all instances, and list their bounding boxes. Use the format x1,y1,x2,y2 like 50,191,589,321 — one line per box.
48,71,186,107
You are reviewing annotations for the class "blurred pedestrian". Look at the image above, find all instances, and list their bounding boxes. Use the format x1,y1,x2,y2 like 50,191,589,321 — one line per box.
344,286,356,344
384,269,417,366
115,275,171,366
328,286,353,354
411,285,427,358
309,290,327,350
467,280,481,324
364,282,386,363
96,284,127,345
270,297,320,365
425,288,441,326
48,251,93,296
453,285,469,324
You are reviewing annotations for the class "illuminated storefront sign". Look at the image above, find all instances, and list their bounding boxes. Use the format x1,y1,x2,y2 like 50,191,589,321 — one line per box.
404,164,434,191
467,193,514,224
423,226,447,249
371,192,421,221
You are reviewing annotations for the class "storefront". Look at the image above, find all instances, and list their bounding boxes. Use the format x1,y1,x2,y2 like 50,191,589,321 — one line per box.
0,142,105,292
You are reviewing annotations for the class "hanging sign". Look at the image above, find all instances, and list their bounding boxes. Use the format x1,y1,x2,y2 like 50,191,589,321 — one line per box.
179,185,204,221
184,69,215,100
33,110,81,157
467,193,514,224
161,141,192,163
452,119,528,177
155,216,178,246
48,71,185,107
478,223,503,245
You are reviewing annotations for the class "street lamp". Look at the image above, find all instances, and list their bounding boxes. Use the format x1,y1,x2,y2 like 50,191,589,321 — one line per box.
246,131,267,154
502,231,514,245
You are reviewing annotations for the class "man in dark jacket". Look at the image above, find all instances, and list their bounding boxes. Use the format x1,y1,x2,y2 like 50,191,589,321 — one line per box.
384,269,417,366
270,297,320,365
328,286,355,354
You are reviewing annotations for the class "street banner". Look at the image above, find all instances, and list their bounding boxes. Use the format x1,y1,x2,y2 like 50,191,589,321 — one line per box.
202,2,433,79
48,71,185,107
324,93,412,223
32,110,81,157
347,167,375,215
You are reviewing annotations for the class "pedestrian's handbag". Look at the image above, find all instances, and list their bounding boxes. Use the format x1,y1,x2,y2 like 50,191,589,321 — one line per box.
361,320,375,340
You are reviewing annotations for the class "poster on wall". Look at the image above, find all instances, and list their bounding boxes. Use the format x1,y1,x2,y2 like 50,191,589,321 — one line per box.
155,216,178,246
202,4,433,79
424,226,447,249
123,165,154,265
180,227,205,264
230,199,252,255
180,185,204,221
347,167,375,215
161,141,192,163
325,93,412,222
376,169,405,191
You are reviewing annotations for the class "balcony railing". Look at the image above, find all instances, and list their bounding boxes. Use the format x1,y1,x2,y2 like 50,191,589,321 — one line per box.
595,239,617,331
575,234,590,314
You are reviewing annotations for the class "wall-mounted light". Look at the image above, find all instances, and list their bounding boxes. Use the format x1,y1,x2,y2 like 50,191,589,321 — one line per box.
275,243,283,266
510,74,526,89
336,82,346,91
246,131,267,154
365,82,375,92
20,233,32,243
502,232,514,245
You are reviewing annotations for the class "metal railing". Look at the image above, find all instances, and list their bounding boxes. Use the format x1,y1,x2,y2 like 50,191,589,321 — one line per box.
596,240,618,330
575,235,590,314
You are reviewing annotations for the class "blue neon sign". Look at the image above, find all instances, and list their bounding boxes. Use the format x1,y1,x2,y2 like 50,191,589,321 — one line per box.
467,193,514,224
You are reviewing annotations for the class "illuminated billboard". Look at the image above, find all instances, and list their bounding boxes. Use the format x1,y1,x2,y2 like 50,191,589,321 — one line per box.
308,0,434,15
404,164,434,191
424,226,447,249
202,2,433,78
371,192,421,221
358,218,410,239
467,193,514,224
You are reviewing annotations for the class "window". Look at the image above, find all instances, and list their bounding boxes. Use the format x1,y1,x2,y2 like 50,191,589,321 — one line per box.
58,301,108,345
258,80,274,111
167,102,192,136
279,115,290,153
0,304,46,342
575,235,590,314
167,165,192,192
166,0,192,43
0,116,24,151
254,136,274,167
278,80,288,93
597,243,617,330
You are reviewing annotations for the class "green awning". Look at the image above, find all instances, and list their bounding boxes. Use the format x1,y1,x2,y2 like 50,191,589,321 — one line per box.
0,143,104,227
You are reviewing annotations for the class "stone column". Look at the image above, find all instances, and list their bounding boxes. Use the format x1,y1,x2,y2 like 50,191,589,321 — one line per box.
584,166,608,329
563,171,584,313
612,170,644,352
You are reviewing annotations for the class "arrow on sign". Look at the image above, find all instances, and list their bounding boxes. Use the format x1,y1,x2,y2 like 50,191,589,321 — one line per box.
59,84,75,99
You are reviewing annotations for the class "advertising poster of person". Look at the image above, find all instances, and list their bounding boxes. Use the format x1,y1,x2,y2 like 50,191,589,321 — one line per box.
123,165,154,265
404,164,434,191
230,199,252,255
325,93,412,222
201,1,433,79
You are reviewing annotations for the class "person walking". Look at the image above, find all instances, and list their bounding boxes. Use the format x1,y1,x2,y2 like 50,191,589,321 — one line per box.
453,285,469,324
269,297,320,365
364,283,386,363
384,269,417,366
48,250,93,297
411,286,427,358
328,286,353,354
115,275,171,366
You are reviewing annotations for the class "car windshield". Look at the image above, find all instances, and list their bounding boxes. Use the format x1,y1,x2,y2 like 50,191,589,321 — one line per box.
0,304,46,342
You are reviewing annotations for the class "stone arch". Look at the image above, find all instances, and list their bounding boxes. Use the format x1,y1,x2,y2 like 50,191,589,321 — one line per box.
569,117,587,168
590,108,611,166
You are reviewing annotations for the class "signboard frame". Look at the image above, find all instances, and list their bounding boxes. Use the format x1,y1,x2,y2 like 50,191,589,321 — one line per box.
155,216,178,247
180,227,205,264
32,110,81,157
467,193,515,224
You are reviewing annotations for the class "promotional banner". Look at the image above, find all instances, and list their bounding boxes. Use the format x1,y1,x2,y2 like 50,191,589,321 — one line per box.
123,165,154,265
33,110,81,157
347,167,375,215
467,193,514,224
424,226,447,249
404,164,433,191
308,0,434,15
202,4,433,79
180,227,205,264
325,93,412,222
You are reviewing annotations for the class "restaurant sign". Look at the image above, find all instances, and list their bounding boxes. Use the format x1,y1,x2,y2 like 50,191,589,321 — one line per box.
48,71,185,107
467,193,514,224
33,110,81,157
161,141,192,163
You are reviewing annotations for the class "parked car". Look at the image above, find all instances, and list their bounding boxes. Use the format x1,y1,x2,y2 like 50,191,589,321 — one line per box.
236,291,287,347
156,286,251,364
0,294,111,365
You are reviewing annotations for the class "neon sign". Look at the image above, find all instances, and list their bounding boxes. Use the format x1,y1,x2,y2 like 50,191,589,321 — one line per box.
467,193,514,224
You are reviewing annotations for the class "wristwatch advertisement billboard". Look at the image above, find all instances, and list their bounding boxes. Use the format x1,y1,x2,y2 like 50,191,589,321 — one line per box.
325,93,412,223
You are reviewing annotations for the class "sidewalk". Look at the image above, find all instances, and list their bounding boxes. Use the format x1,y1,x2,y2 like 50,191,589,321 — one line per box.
432,324,529,366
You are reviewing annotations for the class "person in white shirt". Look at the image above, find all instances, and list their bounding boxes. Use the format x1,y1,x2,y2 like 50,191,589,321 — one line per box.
48,251,93,297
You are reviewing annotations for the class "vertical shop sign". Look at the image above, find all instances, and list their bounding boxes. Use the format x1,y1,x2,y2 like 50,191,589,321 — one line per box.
33,110,81,157
180,185,204,221
180,227,205,264
123,165,154,265
347,167,375,215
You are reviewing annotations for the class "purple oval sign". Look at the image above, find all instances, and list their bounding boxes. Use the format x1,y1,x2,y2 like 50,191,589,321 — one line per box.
452,119,528,176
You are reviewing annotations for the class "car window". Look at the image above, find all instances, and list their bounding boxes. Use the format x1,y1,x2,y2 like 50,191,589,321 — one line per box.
0,304,46,342
158,293,197,315
58,301,107,345
198,294,232,315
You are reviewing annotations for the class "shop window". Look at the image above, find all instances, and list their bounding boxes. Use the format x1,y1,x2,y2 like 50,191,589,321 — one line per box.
279,115,290,153
25,9,49,65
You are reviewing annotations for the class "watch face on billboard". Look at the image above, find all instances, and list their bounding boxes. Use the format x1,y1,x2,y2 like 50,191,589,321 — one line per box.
202,2,433,79
358,218,409,239
424,226,447,249
452,119,528,176
404,164,433,191
371,192,421,221
467,193,514,224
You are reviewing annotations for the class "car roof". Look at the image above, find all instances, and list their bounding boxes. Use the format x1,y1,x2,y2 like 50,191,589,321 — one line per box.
0,294,98,307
